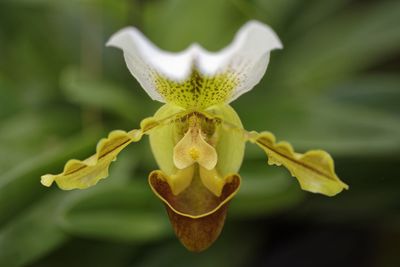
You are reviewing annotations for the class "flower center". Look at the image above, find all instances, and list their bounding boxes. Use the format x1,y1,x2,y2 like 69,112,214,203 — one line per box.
173,125,217,170
170,114,226,196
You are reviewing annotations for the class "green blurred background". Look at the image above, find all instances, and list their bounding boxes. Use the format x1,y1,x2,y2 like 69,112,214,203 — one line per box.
0,0,399,266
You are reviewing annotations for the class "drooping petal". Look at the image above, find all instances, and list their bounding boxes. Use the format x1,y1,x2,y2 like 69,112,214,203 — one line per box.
40,116,168,190
248,131,349,196
106,20,282,108
41,130,143,190
148,169,241,252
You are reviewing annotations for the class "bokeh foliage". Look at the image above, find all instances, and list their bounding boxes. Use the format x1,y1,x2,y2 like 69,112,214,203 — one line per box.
0,0,399,266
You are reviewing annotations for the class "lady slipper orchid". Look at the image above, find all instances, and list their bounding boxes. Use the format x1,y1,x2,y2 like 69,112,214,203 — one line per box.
41,21,348,252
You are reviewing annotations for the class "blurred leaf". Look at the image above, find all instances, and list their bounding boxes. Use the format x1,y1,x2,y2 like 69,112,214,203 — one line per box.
273,0,400,92
237,88,400,157
291,156,400,223
0,130,100,226
135,224,261,267
0,78,20,119
0,110,79,143
30,239,137,267
374,231,400,267
232,161,305,218
58,182,171,242
0,192,68,267
286,0,350,37
0,109,82,171
252,0,303,28
101,146,141,185
142,0,247,51
60,67,147,122
1,0,98,6
328,73,400,115
290,102,400,156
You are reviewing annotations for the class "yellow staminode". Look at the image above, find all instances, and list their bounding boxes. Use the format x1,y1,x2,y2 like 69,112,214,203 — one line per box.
173,127,218,171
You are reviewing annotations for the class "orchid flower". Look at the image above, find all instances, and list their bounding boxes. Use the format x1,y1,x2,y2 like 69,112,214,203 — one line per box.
41,20,348,252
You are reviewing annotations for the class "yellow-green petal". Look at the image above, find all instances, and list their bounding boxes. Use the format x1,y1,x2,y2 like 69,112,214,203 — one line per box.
249,131,349,196
41,129,143,190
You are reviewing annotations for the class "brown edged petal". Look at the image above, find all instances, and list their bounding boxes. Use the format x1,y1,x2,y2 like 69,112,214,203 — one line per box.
248,131,348,196
41,130,143,190
148,169,241,252
40,116,165,190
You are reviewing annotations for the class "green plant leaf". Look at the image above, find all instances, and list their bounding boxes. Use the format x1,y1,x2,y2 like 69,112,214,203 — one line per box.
0,192,68,267
237,88,400,157
231,161,305,218
290,157,400,223
0,131,100,226
328,74,400,116
142,0,247,51
0,109,81,172
134,223,261,267
60,67,147,122
272,0,400,92
57,182,171,242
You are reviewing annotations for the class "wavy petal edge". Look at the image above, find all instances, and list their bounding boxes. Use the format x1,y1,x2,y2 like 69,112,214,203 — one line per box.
106,20,282,107
41,129,143,190
249,131,349,196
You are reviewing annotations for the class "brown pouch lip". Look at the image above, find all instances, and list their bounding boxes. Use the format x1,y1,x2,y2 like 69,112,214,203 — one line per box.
148,170,241,219
148,170,241,251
